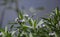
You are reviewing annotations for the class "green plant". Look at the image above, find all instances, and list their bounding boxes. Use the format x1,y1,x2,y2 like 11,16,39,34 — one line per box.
9,10,49,37
42,7,60,37
0,0,60,37
0,7,60,37
0,26,16,37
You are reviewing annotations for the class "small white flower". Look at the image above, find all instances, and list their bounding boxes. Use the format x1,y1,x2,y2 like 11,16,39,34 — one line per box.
23,14,29,17
41,24,45,27
18,19,25,22
49,32,55,36
15,17,18,22
0,32,2,35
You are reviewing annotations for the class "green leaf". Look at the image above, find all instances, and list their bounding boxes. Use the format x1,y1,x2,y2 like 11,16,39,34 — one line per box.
37,19,44,28
34,20,37,28
11,31,16,36
5,26,8,33
18,11,23,19
23,25,32,29
0,28,5,33
29,32,33,37
28,18,34,26
41,17,51,23
55,7,59,16
10,24,14,29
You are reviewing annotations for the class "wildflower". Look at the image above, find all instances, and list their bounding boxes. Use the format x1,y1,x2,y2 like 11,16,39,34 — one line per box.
41,24,45,27
23,14,29,19
15,17,25,24
23,14,29,17
18,19,25,23
15,17,18,22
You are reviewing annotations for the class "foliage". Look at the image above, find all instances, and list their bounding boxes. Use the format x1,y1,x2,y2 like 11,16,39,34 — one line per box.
0,0,60,37
0,7,60,37
41,7,60,37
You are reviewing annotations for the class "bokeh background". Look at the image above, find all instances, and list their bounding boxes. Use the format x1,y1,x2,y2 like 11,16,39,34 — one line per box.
0,0,60,28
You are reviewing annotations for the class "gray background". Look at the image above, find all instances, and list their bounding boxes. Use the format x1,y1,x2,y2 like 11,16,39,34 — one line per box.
0,0,60,28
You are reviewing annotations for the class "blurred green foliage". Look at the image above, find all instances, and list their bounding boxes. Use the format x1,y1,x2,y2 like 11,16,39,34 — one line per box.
0,7,60,37
0,0,60,37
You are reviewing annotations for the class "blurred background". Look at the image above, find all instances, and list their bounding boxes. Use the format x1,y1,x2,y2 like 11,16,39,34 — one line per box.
0,0,60,28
